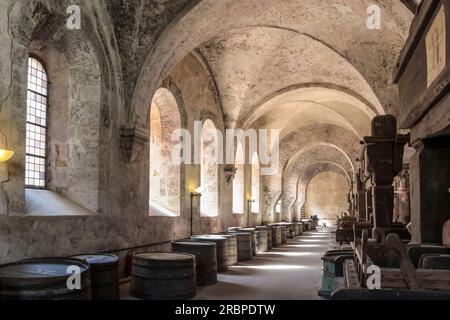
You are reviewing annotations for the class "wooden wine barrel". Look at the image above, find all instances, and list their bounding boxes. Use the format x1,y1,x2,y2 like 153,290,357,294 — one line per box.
255,230,268,253
191,235,228,273
269,225,282,247
292,223,300,236
131,252,196,300
231,232,252,261
303,220,311,231
280,225,287,243
72,254,119,300
172,240,217,286
237,228,257,256
297,222,304,235
256,226,272,250
0,258,91,300
215,233,238,266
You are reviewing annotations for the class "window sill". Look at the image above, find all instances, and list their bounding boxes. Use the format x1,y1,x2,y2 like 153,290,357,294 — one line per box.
149,202,180,217
25,189,95,217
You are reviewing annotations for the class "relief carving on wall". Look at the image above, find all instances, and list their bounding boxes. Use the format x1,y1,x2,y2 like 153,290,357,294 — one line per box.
426,5,446,87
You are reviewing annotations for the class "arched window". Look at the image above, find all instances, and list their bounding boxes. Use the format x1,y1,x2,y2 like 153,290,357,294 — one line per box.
149,88,181,217
201,119,219,217
232,142,245,214
251,152,260,213
275,200,282,214
25,57,48,188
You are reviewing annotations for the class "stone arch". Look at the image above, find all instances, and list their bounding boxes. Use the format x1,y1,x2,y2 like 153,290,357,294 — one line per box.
129,0,412,129
200,119,220,217
149,88,182,216
232,141,245,214
293,162,350,221
251,152,260,213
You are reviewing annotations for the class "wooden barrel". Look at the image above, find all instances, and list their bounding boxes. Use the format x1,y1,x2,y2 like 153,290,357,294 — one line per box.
303,221,311,231
230,232,252,261
255,230,268,253
237,228,257,256
216,233,238,266
297,222,304,235
191,235,228,273
292,223,300,236
284,223,294,236
270,225,282,247
0,258,91,300
72,254,119,300
131,252,196,300
280,225,287,243
256,226,272,250
172,240,217,286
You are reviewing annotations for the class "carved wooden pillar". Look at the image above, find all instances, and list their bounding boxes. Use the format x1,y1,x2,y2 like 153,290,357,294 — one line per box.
394,168,411,224
364,115,409,242
355,173,367,221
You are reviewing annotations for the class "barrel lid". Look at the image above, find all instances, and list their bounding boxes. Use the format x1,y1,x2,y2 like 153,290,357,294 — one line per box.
0,258,89,279
238,228,256,232
230,232,252,237
134,252,195,262
72,254,118,265
191,235,227,241
172,240,216,247
215,233,236,238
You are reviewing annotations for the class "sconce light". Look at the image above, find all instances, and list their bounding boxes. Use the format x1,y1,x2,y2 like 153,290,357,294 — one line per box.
246,198,256,227
190,186,202,199
190,186,202,236
0,149,14,163
224,166,237,184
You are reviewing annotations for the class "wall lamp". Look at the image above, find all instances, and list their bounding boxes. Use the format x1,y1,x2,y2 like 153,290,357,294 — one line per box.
247,198,256,227
190,187,202,236
0,149,14,163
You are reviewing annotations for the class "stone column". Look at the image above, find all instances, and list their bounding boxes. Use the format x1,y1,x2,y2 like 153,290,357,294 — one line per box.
410,138,450,244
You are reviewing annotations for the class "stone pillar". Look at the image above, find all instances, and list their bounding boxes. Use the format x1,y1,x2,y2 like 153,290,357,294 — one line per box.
410,138,450,244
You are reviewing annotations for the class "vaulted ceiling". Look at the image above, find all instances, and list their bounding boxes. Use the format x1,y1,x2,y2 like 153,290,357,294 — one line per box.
107,0,414,209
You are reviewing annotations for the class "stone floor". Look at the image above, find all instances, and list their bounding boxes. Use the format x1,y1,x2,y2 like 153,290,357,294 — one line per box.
121,228,337,300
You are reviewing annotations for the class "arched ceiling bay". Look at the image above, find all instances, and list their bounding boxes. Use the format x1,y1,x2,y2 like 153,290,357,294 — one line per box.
247,87,376,139
279,125,360,169
295,162,351,207
129,0,413,128
199,30,382,129
285,144,354,181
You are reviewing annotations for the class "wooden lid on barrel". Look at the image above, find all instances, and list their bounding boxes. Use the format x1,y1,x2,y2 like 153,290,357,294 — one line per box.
172,239,216,247
191,235,227,242
134,252,195,263
215,232,237,239
0,258,89,280
72,254,118,266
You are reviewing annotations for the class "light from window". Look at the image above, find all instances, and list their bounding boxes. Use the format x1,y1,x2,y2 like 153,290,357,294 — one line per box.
25,57,48,188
